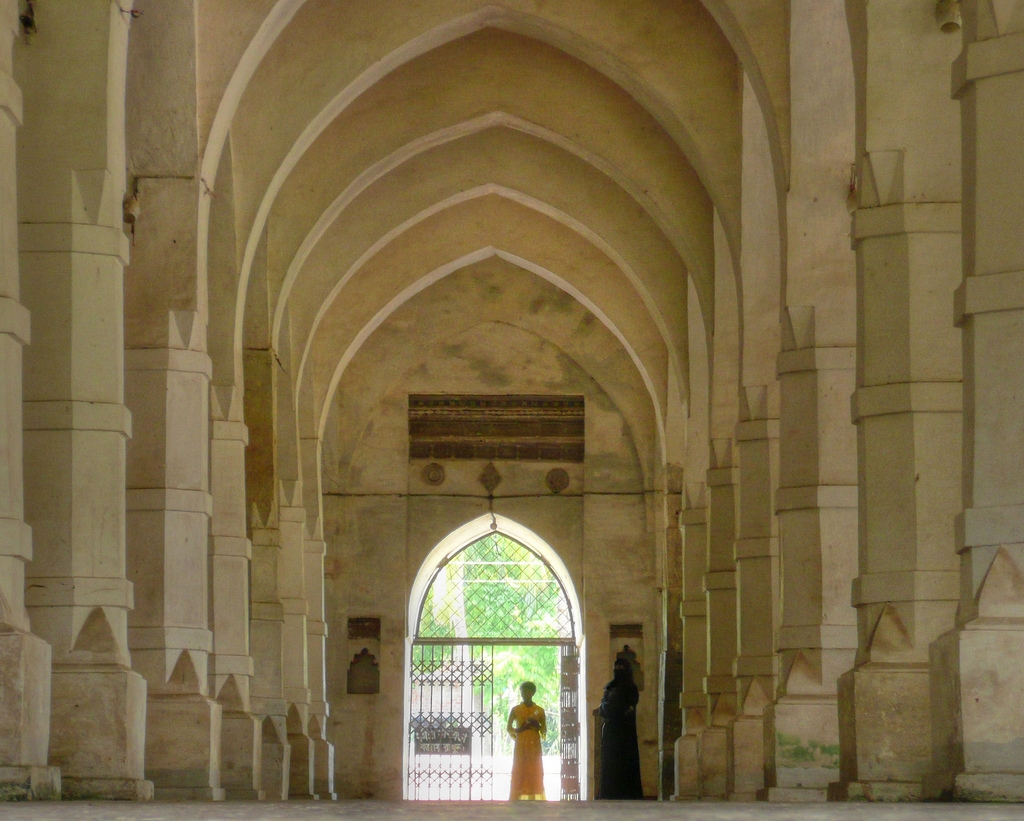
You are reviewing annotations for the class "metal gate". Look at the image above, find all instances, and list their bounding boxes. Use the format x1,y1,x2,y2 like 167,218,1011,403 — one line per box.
408,644,495,800
407,531,582,800
559,643,581,800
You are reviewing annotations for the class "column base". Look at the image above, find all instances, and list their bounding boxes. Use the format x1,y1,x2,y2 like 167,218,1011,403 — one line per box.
925,769,1024,801
0,629,53,771
220,711,260,798
767,697,841,792
145,694,223,799
728,715,765,798
224,788,264,800
674,732,700,798
836,665,931,791
672,727,729,799
312,738,335,800
760,786,827,802
0,766,61,800
698,725,728,798
62,777,154,800
49,666,149,792
928,620,1024,801
154,786,226,800
260,717,290,801
828,780,922,801
288,732,315,799
944,773,1024,802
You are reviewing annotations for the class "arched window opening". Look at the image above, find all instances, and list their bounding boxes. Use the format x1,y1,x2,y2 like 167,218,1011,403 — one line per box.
416,532,575,642
405,523,584,801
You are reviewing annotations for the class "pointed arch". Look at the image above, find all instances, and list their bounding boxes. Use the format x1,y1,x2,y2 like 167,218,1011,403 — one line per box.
215,675,245,711
72,607,118,655
168,649,201,690
311,245,667,470
408,514,582,641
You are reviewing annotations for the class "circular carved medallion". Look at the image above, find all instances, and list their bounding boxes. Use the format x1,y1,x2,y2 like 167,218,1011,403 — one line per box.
545,468,570,494
422,462,446,486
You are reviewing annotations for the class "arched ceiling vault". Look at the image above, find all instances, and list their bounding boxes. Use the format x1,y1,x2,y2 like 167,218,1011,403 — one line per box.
206,1,741,341
298,194,670,455
274,117,697,358
195,0,783,483
323,257,658,491
294,180,680,431
700,0,791,194
263,28,710,349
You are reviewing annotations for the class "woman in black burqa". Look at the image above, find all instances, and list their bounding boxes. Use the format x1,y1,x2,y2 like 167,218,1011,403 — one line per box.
597,657,643,799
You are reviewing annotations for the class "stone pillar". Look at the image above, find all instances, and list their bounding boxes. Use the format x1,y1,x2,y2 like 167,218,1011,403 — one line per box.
122,1,223,795
257,715,290,802
699,441,737,799
728,386,779,800
926,1,1024,800
657,486,683,801
305,532,335,799
279,490,314,799
764,309,858,801
309,715,335,801
246,346,289,797
250,524,289,800
765,0,859,802
835,2,963,801
210,388,261,799
0,0,59,800
17,0,150,799
673,487,708,799
125,332,222,800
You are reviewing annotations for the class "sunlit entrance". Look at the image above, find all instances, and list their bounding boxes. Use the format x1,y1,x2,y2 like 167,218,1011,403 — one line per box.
404,518,585,801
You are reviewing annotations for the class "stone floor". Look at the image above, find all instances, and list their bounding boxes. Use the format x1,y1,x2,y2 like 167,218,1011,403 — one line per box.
4,803,1024,821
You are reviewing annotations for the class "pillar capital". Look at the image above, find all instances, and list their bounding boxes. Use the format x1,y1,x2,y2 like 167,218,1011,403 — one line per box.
0,295,28,344
955,269,1024,323
954,29,1024,96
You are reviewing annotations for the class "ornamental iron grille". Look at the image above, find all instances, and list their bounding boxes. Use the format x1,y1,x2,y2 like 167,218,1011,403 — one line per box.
416,532,574,642
408,643,495,800
409,532,580,800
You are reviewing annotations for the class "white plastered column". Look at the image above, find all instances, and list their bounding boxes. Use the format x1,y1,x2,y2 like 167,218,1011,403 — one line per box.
124,338,222,800
249,519,290,801
210,387,260,799
0,0,58,800
689,206,742,798
279,484,314,800
836,0,963,801
122,0,223,797
727,70,783,802
16,0,150,799
927,0,1024,800
673,269,712,801
245,348,290,800
763,0,859,801
728,387,779,800
301,434,335,800
673,487,708,799
699,440,737,799
657,466,684,800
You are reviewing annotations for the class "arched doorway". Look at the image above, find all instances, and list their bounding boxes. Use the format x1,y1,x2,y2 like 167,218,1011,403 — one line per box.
404,516,585,800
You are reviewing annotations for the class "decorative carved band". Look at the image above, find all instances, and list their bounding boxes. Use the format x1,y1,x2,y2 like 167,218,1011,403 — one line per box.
408,394,584,462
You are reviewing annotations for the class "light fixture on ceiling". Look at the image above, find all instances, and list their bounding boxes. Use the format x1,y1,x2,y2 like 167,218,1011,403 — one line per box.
936,0,961,33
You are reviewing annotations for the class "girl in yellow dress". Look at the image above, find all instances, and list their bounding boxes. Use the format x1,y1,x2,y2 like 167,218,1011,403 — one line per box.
506,681,547,800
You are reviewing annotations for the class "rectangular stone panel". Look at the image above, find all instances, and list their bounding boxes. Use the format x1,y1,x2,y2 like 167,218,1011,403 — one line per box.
408,394,584,462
